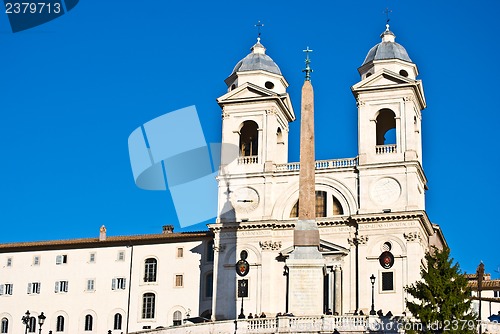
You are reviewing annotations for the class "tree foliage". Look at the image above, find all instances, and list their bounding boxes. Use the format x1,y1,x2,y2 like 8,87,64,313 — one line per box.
405,246,477,333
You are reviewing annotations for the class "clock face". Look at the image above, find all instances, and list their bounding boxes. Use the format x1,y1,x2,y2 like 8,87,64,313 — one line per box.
230,187,260,213
371,178,401,205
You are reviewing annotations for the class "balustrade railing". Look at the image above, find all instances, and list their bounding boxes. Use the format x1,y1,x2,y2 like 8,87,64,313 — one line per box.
375,144,397,154
238,156,259,164
275,157,358,172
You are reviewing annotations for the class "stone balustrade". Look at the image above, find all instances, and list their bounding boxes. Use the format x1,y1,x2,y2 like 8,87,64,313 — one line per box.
276,157,358,172
131,317,500,334
375,144,397,154
238,156,259,164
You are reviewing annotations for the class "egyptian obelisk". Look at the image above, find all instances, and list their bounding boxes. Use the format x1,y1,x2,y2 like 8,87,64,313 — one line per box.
286,48,325,316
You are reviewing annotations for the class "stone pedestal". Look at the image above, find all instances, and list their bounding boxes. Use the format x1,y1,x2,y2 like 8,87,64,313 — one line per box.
287,246,325,316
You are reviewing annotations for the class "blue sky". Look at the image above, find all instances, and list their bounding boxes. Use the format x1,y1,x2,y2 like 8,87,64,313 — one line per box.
0,1,498,277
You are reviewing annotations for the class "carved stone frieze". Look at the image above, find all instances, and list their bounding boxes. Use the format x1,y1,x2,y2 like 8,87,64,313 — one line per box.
214,244,226,253
259,241,282,251
404,232,421,242
348,235,369,246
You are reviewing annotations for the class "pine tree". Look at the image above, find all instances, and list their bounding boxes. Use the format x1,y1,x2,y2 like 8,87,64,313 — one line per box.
405,246,477,333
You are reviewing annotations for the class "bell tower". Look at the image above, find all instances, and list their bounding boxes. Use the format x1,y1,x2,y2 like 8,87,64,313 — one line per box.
351,24,427,214
217,38,295,174
216,37,295,222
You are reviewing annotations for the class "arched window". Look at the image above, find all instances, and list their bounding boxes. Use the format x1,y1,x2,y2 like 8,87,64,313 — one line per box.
144,258,157,282
290,192,344,217
113,313,122,330
28,317,36,333
173,311,182,326
277,127,283,144
1,318,8,334
142,293,156,319
239,121,259,157
205,272,213,298
376,109,396,145
84,314,93,331
56,315,64,332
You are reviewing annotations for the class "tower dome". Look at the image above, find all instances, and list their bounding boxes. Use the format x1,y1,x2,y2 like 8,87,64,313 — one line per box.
358,24,418,80
229,39,282,76
361,25,412,66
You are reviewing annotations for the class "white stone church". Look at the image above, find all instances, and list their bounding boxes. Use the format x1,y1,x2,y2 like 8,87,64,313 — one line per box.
0,24,448,334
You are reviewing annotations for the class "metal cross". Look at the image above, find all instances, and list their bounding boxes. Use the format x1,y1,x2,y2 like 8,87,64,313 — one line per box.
384,8,392,24
255,20,264,38
303,47,313,81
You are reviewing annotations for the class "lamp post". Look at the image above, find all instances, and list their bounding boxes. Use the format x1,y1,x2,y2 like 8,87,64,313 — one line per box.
21,310,30,334
370,274,376,315
37,312,46,334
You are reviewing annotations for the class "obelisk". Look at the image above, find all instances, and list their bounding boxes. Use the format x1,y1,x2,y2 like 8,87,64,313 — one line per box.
286,47,324,316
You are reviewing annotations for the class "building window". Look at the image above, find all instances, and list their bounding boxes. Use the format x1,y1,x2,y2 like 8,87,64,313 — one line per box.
33,256,40,266
55,255,68,265
494,290,500,298
0,284,13,296
113,313,122,330
55,281,68,293
1,318,8,334
173,311,182,326
291,191,343,217
28,317,36,333
86,279,95,292
27,282,41,294
205,273,213,298
144,258,157,282
381,272,394,291
176,247,184,258
6,258,12,267
206,241,214,262
117,251,125,261
89,253,95,263
112,278,126,290
239,120,259,157
56,315,64,332
84,314,93,331
175,274,184,287
142,293,155,319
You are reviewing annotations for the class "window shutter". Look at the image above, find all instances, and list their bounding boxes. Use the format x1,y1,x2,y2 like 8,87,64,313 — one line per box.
37,282,41,294
111,278,116,290
64,281,68,292
56,255,62,264
27,283,32,294
122,278,126,289
0,284,4,295
55,281,59,293
10,284,13,295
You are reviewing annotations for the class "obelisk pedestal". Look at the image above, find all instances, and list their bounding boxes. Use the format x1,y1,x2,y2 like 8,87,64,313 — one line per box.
286,52,325,316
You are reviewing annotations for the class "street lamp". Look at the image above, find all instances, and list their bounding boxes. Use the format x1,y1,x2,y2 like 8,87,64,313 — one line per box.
38,312,46,334
21,310,30,334
370,274,376,315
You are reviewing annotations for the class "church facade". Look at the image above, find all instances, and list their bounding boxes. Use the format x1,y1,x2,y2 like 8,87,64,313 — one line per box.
0,24,447,334
210,24,445,320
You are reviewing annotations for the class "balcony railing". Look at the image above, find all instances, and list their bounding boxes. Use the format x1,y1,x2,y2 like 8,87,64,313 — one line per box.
238,156,259,164
375,144,397,154
275,157,358,172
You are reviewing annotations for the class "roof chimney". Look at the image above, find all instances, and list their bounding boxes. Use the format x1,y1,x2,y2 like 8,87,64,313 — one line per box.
99,225,107,241
162,225,174,234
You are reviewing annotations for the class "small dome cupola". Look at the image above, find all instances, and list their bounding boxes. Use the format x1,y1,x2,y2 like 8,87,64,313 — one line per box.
224,38,288,94
231,39,282,76
358,24,418,80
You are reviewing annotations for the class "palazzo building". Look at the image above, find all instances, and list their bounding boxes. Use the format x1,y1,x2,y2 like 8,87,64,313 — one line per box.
0,24,448,334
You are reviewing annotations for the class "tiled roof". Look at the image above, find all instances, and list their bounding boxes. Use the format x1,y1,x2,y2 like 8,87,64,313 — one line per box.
0,231,213,252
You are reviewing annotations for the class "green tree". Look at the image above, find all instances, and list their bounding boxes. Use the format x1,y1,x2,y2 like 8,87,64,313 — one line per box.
405,246,477,333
